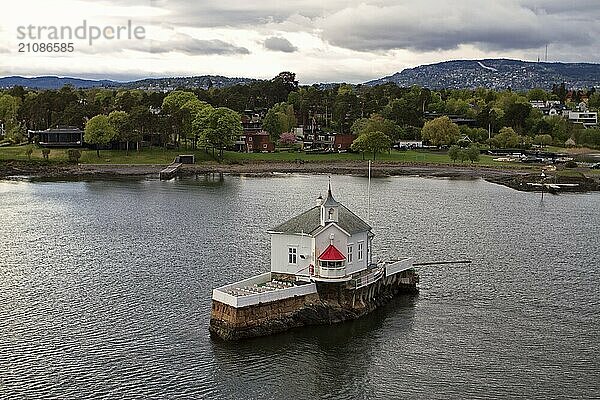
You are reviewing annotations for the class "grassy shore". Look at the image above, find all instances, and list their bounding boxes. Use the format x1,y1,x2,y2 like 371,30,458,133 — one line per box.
0,145,527,168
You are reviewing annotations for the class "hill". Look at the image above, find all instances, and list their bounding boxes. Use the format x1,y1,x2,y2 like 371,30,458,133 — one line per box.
0,75,257,90
366,59,600,90
0,76,116,89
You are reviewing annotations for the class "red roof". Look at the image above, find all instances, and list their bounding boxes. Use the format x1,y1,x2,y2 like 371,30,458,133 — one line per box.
318,244,346,261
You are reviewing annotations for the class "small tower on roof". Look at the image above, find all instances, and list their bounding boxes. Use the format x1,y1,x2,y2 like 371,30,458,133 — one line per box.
320,181,339,225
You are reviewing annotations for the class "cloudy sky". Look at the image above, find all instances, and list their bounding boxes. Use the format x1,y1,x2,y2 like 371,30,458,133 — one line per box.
2,0,600,84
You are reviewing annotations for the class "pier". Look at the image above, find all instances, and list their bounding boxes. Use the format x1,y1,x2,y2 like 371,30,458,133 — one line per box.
159,162,182,180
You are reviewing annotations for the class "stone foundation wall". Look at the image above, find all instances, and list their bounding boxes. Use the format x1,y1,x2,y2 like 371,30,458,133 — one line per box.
210,269,419,340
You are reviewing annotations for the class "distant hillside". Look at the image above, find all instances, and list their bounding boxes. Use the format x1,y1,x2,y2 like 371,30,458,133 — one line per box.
0,76,117,89
0,75,258,90
366,59,600,90
121,76,257,90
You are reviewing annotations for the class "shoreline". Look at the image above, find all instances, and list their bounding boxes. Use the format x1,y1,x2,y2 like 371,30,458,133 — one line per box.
2,160,598,192
0,160,532,180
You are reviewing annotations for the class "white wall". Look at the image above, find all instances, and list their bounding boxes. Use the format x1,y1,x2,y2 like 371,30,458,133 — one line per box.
346,231,369,275
213,278,318,308
271,224,371,278
314,224,348,263
270,233,314,276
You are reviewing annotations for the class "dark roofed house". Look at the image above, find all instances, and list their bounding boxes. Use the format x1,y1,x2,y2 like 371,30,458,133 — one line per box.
28,127,84,147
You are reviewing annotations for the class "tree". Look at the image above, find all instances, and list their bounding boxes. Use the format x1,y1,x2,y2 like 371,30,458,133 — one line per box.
162,90,198,146
84,115,117,157
279,132,297,146
0,94,20,127
263,103,296,142
533,134,553,148
350,130,391,160
448,145,461,162
421,116,460,147
351,114,399,143
527,88,548,102
202,107,242,159
504,102,532,133
466,145,480,163
181,98,211,148
191,104,215,150
491,127,520,148
108,111,133,154
589,92,600,110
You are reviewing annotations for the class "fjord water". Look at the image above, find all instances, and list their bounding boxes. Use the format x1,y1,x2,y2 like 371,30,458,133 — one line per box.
1,174,599,399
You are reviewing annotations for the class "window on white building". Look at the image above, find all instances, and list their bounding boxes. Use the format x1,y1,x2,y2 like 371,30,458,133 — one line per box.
358,242,363,261
347,245,353,263
288,247,297,264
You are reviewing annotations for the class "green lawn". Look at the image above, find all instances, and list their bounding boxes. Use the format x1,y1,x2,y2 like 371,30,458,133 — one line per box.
0,145,532,169
223,149,528,168
0,146,215,164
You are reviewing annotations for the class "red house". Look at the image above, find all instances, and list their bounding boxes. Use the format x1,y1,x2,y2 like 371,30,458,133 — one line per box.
245,130,274,152
333,134,357,151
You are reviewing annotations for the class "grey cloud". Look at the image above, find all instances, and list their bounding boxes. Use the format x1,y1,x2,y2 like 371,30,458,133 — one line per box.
316,1,596,52
148,0,348,27
264,36,297,53
72,32,249,56
149,35,250,55
52,0,600,61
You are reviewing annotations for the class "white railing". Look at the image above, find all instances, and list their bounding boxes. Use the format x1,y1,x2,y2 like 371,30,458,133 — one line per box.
353,266,385,289
385,257,414,276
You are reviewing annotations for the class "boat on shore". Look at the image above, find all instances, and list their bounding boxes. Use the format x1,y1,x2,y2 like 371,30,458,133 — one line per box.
209,184,418,340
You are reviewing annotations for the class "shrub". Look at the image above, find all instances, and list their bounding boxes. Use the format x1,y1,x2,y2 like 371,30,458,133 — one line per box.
66,149,81,163
24,145,34,160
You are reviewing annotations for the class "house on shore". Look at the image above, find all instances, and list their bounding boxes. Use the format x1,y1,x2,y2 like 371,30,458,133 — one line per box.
235,109,274,152
28,127,84,147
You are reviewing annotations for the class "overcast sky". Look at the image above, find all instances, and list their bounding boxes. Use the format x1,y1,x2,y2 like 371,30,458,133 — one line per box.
2,0,600,83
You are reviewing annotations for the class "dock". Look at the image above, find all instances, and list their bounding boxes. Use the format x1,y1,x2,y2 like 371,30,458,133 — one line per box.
159,163,182,180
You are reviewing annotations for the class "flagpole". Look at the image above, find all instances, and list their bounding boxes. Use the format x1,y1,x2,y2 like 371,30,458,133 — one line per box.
368,160,371,223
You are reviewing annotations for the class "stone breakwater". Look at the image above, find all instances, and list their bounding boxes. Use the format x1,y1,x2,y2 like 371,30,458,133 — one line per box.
209,269,418,341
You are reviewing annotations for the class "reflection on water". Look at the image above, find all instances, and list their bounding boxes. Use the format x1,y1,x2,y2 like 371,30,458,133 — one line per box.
1,175,599,399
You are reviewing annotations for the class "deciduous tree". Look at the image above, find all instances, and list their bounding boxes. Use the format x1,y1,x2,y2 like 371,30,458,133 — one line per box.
202,107,242,159
421,116,460,147
351,130,391,160
84,115,117,157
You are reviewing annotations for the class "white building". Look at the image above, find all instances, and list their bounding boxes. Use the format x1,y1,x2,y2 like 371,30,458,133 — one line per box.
267,185,373,282
211,184,415,312
567,111,598,128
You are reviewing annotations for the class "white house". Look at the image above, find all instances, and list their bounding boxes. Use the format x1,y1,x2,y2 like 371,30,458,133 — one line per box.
567,110,598,128
267,185,373,282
